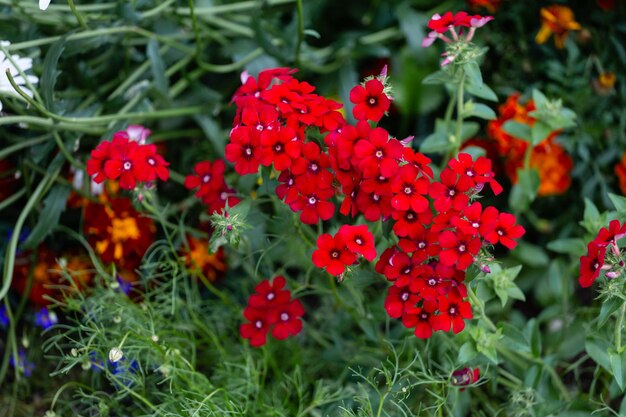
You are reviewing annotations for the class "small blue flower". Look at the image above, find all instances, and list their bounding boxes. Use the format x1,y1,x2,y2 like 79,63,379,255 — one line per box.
0,305,9,327
116,275,132,296
10,348,35,377
34,307,58,330
110,358,139,389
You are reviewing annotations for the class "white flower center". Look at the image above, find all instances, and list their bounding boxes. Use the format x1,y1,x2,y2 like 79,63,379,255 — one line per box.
449,307,456,315
472,222,479,228
255,320,263,329
404,187,412,194
459,245,466,252
375,150,383,158
401,292,409,301
308,196,317,205
267,292,275,300
203,175,211,183
148,158,155,166
280,313,289,321
123,161,132,170
245,147,252,156
369,98,376,105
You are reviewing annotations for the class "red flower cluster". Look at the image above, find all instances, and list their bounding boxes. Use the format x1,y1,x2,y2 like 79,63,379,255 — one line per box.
240,276,304,347
184,159,240,214
422,11,494,62
87,129,169,190
312,225,376,277
579,220,626,288
228,68,525,339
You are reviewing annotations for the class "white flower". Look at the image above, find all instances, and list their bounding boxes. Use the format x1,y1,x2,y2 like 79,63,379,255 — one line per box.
0,41,39,112
39,0,51,10
108,347,124,363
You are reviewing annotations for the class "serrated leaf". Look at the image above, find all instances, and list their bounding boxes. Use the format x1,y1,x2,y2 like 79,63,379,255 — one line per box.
147,39,169,97
502,120,531,142
41,36,66,111
22,184,71,250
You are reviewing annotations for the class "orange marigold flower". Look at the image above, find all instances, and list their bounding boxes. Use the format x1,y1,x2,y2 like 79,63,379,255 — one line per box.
615,152,626,195
182,235,227,282
535,5,581,49
487,93,573,196
84,198,155,270
467,0,501,14
13,247,93,305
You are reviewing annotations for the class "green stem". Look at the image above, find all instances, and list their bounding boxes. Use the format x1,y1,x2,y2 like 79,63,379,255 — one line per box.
0,188,26,212
67,0,88,29
0,116,104,134
294,0,304,65
467,285,497,332
453,72,466,158
616,302,626,353
174,0,296,16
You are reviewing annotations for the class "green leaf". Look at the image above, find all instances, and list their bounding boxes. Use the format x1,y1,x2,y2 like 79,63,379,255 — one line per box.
460,122,480,140
422,70,452,85
530,121,552,146
509,168,539,213
532,89,549,109
501,323,531,353
513,242,549,267
609,193,626,214
463,61,482,87
41,36,66,110
147,39,169,97
610,350,624,390
22,184,71,250
585,337,611,371
457,341,478,364
193,115,224,158
525,319,542,358
598,297,623,328
420,131,452,154
546,238,586,256
465,82,498,102
502,121,531,142
466,103,496,120
583,198,600,224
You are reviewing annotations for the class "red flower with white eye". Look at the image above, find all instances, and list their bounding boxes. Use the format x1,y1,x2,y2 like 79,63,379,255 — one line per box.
240,307,271,347
579,243,606,288
432,293,473,334
290,180,335,225
384,286,413,318
349,78,391,123
276,170,299,204
240,105,279,134
354,127,403,178
451,202,498,237
337,224,377,261
438,231,481,270
248,276,291,309
225,126,262,175
291,142,333,189
134,144,170,182
391,165,430,213
429,168,473,213
184,160,226,198
403,148,434,179
312,233,357,276
259,127,302,171
269,299,305,340
402,299,438,339
103,137,142,190
448,153,502,195
427,12,455,33
86,140,112,184
483,212,525,249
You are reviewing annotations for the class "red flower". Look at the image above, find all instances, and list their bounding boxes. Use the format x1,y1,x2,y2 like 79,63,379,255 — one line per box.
184,160,226,198
384,286,413,318
451,202,498,237
276,170,299,204
269,299,305,340
451,367,480,387
579,244,606,288
312,233,357,276
427,12,455,33
133,144,170,182
391,165,430,213
291,142,333,189
483,212,525,249
240,307,271,347
402,299,438,339
403,148,434,179
290,180,335,225
259,127,302,170
354,127,403,178
438,231,481,270
593,219,626,247
349,78,391,122
428,168,473,213
103,137,142,190
432,293,473,334
240,105,280,134
448,153,502,195
86,140,112,183
337,224,377,261
356,189,393,222
248,276,291,308
225,126,262,175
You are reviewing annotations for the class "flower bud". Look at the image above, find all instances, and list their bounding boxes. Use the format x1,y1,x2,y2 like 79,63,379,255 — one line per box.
108,347,124,363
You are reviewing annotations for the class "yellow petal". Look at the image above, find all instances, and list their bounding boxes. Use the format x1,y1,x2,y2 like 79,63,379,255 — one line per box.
535,25,552,45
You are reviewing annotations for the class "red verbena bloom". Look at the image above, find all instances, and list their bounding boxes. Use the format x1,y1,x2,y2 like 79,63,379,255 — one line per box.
259,126,302,171
240,306,271,347
248,276,291,308
349,78,391,123
429,168,473,213
337,224,377,261
402,299,438,339
451,367,480,387
290,180,335,225
483,212,525,249
184,160,226,198
384,285,413,318
593,219,626,247
432,293,473,334
225,126,262,175
354,127,403,178
312,233,357,276
134,144,170,182
579,243,606,288
403,148,434,179
451,202,498,237
103,137,142,190
391,165,430,213
427,12,456,33
448,153,502,195
269,299,305,340
86,140,112,183
438,231,481,270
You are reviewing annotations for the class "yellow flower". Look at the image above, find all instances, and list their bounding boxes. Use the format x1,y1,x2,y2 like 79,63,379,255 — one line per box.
535,5,581,49
599,72,616,89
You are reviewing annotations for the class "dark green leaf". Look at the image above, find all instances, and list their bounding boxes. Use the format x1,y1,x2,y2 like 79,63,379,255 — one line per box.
22,184,71,250
610,350,624,390
457,341,478,363
598,297,623,328
41,37,66,110
585,337,611,371
147,39,169,97
609,193,626,214
546,238,586,256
